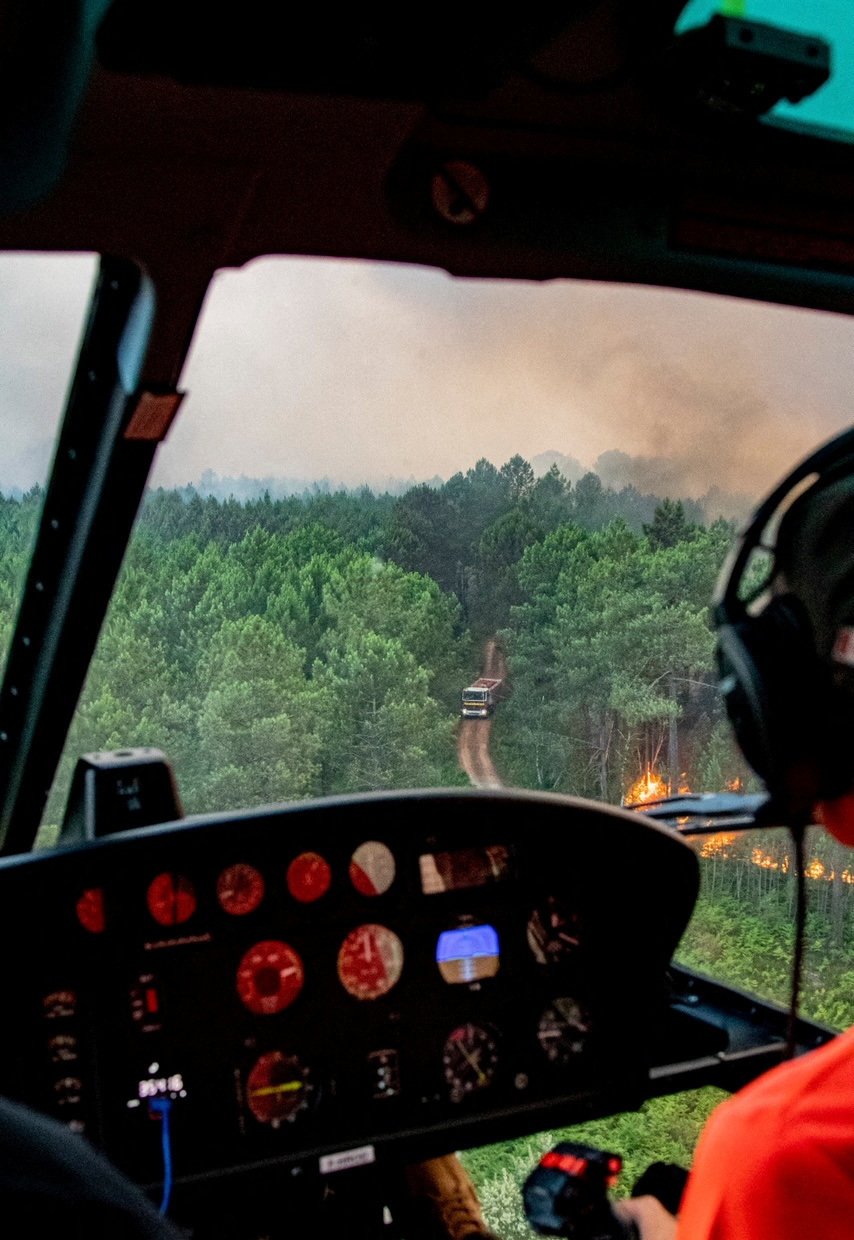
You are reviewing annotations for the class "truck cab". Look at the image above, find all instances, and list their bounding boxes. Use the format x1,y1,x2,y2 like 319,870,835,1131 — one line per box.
461,681,501,719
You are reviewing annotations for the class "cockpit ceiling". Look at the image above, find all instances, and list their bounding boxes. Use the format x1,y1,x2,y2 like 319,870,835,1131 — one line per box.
1,2,854,324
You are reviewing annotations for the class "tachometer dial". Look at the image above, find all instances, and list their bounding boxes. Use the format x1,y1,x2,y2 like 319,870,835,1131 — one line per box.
442,1023,499,1100
287,852,332,904
146,873,197,927
337,924,403,1000
237,941,304,1015
537,998,591,1064
245,1050,315,1125
217,864,264,916
349,841,395,896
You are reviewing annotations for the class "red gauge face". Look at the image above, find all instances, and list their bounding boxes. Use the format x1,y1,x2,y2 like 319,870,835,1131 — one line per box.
75,887,106,934
237,941,304,1015
349,841,395,896
287,852,331,904
146,873,197,927
217,864,265,916
245,1050,315,1125
337,924,403,1000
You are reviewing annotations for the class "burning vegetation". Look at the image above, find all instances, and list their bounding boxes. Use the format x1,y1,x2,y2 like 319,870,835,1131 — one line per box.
624,768,670,805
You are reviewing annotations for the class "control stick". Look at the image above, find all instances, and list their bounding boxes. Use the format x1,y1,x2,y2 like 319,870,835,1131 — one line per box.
523,1142,638,1240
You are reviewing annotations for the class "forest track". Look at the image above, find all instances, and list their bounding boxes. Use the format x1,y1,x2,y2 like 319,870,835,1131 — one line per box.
458,638,506,790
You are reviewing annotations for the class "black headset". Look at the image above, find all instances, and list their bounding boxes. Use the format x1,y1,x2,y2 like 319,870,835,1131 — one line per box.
712,425,854,820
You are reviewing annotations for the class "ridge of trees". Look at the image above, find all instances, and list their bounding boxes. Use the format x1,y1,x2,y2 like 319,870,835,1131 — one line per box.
0,456,744,825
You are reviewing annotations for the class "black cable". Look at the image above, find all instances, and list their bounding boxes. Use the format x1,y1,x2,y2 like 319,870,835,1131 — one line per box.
785,822,807,1060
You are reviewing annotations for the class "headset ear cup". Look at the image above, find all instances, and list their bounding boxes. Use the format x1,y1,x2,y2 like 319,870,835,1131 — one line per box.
716,620,775,785
715,595,826,810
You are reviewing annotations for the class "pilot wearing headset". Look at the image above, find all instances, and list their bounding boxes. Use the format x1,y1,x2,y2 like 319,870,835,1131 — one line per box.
619,425,854,1239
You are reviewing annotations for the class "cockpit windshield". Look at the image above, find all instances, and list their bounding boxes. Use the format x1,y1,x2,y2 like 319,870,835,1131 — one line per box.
0,253,97,684
5,256,849,834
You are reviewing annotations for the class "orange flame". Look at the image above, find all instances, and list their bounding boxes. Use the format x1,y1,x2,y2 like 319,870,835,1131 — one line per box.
701,832,737,859
749,846,853,882
726,776,743,792
625,768,670,806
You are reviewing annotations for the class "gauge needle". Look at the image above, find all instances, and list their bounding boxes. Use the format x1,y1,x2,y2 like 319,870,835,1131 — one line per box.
456,1038,487,1085
250,1081,302,1097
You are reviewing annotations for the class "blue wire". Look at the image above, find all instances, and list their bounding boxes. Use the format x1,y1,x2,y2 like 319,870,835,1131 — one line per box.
149,1097,173,1215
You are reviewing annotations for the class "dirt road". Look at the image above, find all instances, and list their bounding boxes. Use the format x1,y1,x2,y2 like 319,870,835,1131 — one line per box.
457,638,506,789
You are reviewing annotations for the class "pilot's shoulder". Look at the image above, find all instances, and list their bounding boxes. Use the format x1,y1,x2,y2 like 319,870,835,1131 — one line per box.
701,1024,854,1164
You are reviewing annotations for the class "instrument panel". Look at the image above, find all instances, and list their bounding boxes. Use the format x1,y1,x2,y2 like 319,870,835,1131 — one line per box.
0,789,698,1196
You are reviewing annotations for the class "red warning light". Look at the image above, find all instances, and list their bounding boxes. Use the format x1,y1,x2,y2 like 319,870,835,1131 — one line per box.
541,1151,588,1176
76,888,106,934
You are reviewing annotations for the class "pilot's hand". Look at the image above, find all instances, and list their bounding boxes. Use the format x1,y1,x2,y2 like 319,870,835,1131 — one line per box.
614,1195,677,1240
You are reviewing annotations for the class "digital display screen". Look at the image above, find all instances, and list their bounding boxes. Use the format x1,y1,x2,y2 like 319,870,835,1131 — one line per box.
436,924,500,984
419,845,511,895
138,1072,185,1100
127,1062,188,1111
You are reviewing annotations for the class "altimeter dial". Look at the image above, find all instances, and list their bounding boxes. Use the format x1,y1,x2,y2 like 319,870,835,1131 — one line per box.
442,1023,499,1100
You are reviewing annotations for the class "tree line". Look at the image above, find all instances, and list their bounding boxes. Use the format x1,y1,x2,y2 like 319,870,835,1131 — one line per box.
0,458,763,827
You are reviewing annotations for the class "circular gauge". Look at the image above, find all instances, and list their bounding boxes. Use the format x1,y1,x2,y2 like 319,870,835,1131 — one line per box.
537,998,591,1064
337,924,403,1000
527,897,581,966
146,873,197,927
237,941,304,1015
217,864,265,916
349,841,395,897
246,1050,315,1126
287,852,332,904
442,1023,499,1099
76,887,106,934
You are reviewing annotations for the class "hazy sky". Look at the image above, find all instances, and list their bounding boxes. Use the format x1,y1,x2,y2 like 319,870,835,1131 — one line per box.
4,3,854,506
4,251,854,505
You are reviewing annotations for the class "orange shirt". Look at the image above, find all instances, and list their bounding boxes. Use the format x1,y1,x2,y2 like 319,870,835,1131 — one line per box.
677,1026,854,1239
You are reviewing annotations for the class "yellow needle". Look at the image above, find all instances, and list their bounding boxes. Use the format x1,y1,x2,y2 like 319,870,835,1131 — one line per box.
250,1080,302,1097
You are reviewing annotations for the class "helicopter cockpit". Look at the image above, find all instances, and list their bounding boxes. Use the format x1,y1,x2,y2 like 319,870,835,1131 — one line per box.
0,3,853,1238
